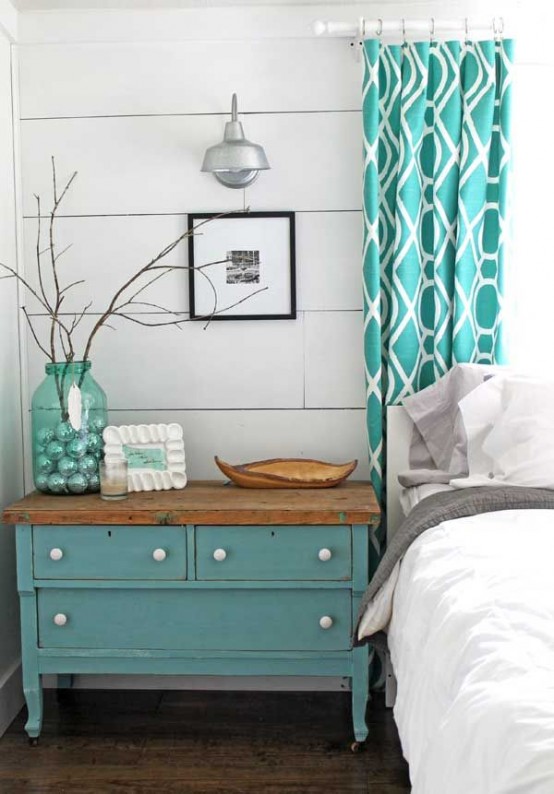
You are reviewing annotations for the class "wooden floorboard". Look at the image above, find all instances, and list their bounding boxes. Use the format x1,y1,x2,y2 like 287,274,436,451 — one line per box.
0,690,410,793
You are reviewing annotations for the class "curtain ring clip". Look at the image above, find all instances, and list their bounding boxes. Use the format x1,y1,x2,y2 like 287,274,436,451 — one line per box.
402,18,407,44
376,18,383,38
465,17,470,42
429,17,435,42
493,16,504,40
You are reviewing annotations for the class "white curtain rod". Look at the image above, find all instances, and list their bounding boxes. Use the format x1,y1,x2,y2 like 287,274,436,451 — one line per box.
313,17,506,39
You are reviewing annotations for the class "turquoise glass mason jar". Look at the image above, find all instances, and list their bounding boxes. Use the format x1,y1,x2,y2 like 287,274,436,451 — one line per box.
31,361,108,494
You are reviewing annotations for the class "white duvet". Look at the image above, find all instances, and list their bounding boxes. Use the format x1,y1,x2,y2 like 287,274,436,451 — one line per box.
382,510,554,794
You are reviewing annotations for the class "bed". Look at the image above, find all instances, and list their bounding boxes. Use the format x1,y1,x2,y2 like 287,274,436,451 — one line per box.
357,375,554,794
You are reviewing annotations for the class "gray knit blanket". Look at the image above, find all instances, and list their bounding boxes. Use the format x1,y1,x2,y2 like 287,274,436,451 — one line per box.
355,486,554,639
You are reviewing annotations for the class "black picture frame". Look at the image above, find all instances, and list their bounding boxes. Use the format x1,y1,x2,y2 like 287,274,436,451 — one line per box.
187,211,296,321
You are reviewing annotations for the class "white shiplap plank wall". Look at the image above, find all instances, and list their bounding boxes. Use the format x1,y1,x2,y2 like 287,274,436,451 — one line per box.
0,28,24,735
17,11,368,485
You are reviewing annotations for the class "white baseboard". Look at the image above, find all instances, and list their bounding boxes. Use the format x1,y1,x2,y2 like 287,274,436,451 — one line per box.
43,675,350,691
0,659,24,738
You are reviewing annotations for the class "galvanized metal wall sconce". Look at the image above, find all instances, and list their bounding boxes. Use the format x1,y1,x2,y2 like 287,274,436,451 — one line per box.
201,94,270,189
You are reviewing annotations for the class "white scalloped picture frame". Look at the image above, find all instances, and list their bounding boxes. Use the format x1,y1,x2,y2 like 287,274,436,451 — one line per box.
103,423,187,492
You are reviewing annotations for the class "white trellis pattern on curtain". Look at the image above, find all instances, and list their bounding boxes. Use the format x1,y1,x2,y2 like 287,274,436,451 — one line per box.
362,36,514,507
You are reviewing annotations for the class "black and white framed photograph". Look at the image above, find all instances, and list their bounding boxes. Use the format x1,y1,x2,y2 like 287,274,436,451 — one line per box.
187,211,296,320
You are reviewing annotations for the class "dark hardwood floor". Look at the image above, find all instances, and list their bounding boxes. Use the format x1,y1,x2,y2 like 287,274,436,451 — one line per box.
0,689,410,793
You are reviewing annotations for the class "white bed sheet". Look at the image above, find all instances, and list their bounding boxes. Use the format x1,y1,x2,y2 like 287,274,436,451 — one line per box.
399,483,455,516
388,509,554,794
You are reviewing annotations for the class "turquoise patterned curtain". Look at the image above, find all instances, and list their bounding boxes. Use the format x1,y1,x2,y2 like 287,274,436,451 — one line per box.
362,37,514,501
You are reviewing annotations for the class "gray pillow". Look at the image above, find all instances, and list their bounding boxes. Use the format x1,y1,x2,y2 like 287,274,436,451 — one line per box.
399,364,500,487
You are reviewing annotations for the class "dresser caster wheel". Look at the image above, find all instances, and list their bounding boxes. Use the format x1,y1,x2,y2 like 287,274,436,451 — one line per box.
28,737,39,747
350,740,364,753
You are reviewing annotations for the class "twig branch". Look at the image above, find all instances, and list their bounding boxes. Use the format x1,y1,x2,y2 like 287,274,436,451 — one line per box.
0,263,55,314
196,264,219,330
54,243,73,263
58,321,70,361
117,300,181,315
34,195,53,313
70,301,93,333
60,279,85,296
47,160,78,392
113,287,268,328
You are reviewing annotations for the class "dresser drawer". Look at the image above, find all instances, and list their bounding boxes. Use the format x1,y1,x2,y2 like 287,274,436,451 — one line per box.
37,588,351,651
196,525,351,581
33,526,187,580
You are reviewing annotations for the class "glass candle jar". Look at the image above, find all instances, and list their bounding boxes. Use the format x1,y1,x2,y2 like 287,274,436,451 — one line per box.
99,459,128,501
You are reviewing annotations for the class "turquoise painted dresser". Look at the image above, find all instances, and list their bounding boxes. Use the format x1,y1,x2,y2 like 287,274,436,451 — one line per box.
4,482,380,747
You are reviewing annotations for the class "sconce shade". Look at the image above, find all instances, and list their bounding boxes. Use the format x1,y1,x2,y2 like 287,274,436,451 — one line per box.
201,94,270,188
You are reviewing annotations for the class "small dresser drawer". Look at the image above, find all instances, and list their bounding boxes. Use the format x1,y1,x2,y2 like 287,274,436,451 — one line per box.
33,526,187,580
196,525,351,581
38,588,351,651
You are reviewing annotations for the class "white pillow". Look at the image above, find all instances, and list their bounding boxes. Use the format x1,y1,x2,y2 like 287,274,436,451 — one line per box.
455,376,506,479
483,379,554,488
450,377,554,489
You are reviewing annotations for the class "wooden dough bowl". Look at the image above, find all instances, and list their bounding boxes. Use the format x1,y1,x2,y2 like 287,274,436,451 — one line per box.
214,456,358,489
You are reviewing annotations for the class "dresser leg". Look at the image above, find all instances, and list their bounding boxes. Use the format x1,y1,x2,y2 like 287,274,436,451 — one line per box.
23,679,43,740
18,582,43,740
351,645,369,743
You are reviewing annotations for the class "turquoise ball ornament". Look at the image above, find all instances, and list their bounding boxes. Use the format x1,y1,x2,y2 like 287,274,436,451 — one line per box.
79,454,98,477
58,456,78,478
86,432,103,455
36,427,55,448
67,437,87,459
86,473,100,492
36,453,54,475
35,473,50,492
90,416,107,434
67,472,88,494
55,421,76,443
46,440,65,461
47,472,67,493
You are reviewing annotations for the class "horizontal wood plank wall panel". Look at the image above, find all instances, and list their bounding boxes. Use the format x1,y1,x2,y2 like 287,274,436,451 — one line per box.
85,409,370,481
0,29,25,736
22,211,363,315
17,2,506,45
26,315,306,410
304,311,365,409
22,214,189,314
22,409,369,487
298,211,363,311
15,4,388,44
20,112,362,215
18,39,359,119
18,22,368,491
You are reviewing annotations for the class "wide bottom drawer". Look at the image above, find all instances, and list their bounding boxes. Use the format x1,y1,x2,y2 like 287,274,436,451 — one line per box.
38,588,352,652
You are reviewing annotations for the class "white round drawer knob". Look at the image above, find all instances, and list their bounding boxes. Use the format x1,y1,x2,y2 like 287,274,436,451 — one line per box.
213,548,227,562
49,548,64,561
53,613,68,627
319,616,334,630
318,548,332,562
152,548,167,562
